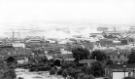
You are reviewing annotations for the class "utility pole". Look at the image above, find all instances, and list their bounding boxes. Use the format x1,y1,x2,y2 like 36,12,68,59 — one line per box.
12,31,15,43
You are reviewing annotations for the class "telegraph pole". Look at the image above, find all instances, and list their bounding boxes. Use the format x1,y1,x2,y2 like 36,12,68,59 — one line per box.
12,31,15,43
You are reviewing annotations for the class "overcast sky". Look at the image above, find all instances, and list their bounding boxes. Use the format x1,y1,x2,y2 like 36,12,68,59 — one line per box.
0,0,135,37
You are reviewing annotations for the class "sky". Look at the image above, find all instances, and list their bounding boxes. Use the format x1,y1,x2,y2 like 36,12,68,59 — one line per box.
0,0,135,38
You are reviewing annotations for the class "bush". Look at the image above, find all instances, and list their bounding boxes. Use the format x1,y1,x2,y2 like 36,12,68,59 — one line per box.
82,74,95,79
67,67,76,77
128,49,135,64
49,67,57,75
3,69,16,79
62,69,68,77
124,77,135,79
81,65,91,74
72,47,90,62
77,73,95,79
0,60,16,79
77,73,85,79
57,69,63,75
0,66,16,79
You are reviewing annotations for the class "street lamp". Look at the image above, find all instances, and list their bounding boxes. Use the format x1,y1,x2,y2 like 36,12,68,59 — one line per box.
133,68,135,78
123,65,127,78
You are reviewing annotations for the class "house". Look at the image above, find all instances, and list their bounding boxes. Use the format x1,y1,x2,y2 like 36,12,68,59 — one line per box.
99,39,113,47
79,59,97,67
25,38,44,43
45,54,53,60
120,37,135,45
17,57,29,65
103,48,130,65
60,48,72,54
108,52,128,65
52,53,75,65
61,54,75,62
121,39,129,45
25,38,44,48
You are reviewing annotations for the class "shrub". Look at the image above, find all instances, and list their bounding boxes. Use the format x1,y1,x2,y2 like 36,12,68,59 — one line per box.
57,69,63,75
62,69,68,77
124,77,135,79
49,67,57,75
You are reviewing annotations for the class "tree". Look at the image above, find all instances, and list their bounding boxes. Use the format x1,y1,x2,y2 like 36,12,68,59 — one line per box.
128,49,135,64
90,61,105,77
5,56,17,68
72,47,90,62
106,59,113,65
81,65,91,74
90,50,107,62
6,56,16,64
54,60,61,66
0,59,16,79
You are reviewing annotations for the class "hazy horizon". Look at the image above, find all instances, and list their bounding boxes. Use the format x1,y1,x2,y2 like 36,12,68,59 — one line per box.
0,0,135,38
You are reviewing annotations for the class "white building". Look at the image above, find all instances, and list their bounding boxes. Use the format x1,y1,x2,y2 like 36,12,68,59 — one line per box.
60,48,72,54
12,43,25,48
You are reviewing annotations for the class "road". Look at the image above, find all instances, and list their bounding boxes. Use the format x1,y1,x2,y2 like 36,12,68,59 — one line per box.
15,68,64,79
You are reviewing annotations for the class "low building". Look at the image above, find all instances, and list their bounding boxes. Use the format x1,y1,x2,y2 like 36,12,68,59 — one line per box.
17,57,29,65
60,48,72,54
106,64,135,79
12,43,25,48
